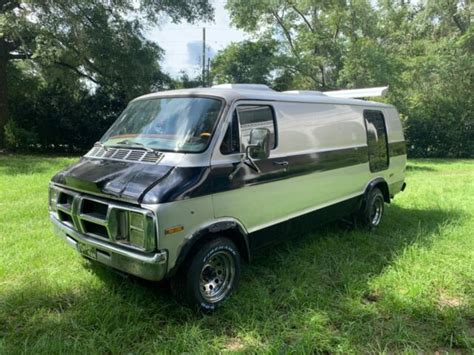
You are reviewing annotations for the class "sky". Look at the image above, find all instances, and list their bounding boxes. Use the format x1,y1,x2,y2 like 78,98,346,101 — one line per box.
146,0,247,78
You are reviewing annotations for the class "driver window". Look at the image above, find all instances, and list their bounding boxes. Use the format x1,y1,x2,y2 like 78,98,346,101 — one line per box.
237,105,276,151
220,105,277,155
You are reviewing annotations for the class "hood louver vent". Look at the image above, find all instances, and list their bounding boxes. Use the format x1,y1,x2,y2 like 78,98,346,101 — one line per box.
127,150,146,161
85,147,163,164
113,149,129,160
141,151,161,163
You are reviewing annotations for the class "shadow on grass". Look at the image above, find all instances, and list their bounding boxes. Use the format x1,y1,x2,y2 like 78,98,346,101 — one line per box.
1,204,471,353
406,164,437,172
0,154,76,175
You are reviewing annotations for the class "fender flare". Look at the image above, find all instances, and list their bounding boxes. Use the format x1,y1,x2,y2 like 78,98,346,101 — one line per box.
364,177,390,205
167,219,250,277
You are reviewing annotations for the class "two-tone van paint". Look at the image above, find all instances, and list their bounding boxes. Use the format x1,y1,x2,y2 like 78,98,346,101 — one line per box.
49,84,406,311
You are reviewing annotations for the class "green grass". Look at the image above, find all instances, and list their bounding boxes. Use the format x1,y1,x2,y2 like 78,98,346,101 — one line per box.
0,155,473,354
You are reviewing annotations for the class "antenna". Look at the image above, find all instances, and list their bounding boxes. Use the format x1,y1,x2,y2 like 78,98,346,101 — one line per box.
207,57,211,86
202,27,206,87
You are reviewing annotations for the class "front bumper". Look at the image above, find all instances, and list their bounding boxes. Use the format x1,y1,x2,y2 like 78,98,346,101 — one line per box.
51,216,168,281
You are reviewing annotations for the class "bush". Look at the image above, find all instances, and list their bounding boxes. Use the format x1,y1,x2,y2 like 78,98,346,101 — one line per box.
405,99,473,158
7,83,126,153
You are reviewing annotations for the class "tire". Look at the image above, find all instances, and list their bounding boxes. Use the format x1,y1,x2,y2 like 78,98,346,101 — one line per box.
358,187,385,229
171,237,241,313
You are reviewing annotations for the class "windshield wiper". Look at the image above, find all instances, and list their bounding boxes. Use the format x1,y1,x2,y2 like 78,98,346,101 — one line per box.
112,140,160,156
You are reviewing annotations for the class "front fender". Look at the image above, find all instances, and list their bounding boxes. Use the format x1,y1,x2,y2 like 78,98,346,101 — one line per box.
167,219,250,277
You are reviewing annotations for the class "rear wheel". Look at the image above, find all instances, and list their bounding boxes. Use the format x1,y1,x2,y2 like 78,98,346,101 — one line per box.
171,237,241,312
358,187,385,229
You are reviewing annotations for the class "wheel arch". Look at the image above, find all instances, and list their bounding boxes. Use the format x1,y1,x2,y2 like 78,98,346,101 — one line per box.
364,177,390,204
167,219,250,277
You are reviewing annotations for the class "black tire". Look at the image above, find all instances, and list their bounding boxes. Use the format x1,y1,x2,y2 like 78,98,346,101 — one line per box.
358,187,385,229
171,237,241,313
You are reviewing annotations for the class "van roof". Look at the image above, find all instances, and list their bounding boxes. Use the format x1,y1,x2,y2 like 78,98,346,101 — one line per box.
133,85,394,109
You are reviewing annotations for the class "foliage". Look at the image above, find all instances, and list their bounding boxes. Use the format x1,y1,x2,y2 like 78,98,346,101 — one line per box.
223,0,473,158
211,40,280,85
171,71,203,89
0,0,214,149
1,0,472,157
1,156,473,352
8,80,125,152
5,59,128,151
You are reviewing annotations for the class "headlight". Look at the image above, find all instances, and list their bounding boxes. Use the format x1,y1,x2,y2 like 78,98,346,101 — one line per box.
49,186,58,212
113,210,156,251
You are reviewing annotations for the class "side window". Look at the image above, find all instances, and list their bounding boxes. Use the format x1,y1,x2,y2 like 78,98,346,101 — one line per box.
237,105,277,150
364,110,389,172
220,111,240,155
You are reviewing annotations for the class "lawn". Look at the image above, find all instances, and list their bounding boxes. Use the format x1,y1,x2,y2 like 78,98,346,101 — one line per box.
0,155,473,353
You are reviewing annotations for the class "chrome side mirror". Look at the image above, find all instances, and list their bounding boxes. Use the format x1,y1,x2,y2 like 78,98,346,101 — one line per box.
228,128,272,179
247,128,271,160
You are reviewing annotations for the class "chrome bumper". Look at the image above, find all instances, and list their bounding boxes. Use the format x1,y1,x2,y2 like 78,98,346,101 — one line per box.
51,216,168,281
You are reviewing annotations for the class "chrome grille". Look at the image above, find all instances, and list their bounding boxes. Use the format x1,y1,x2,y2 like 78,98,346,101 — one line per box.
50,186,156,252
56,189,78,228
85,147,163,164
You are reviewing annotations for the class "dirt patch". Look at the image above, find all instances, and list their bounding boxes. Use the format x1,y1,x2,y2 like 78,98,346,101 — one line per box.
224,338,245,351
438,291,464,309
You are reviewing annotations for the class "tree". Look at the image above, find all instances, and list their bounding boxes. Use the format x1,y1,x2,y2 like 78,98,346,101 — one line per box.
211,40,279,85
172,71,203,89
224,0,473,157
0,0,214,148
225,0,369,89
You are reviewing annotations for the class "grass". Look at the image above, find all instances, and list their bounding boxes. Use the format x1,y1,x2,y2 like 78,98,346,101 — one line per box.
0,154,473,354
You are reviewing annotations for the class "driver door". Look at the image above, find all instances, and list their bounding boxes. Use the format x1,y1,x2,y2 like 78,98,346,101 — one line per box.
211,102,291,239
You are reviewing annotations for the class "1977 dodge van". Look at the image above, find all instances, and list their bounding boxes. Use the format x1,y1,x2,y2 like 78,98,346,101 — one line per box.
49,84,406,311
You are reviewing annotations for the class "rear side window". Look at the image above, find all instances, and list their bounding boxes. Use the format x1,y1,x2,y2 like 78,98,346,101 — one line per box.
237,105,277,150
364,110,389,172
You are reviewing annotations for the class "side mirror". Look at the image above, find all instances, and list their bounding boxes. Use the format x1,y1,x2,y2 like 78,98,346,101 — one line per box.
247,128,271,160
228,128,271,179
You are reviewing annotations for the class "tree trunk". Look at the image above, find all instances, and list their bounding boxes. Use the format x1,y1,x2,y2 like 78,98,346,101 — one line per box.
0,38,9,149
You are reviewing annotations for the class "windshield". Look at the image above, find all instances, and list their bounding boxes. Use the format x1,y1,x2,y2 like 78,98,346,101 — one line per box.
100,97,223,153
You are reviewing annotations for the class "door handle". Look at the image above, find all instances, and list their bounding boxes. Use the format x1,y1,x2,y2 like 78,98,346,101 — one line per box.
273,161,289,166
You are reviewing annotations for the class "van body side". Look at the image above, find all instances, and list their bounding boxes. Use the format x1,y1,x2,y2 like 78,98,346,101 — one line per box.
48,85,406,310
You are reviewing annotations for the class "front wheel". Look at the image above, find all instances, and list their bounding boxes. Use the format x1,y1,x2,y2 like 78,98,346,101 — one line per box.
171,237,241,312
358,187,385,229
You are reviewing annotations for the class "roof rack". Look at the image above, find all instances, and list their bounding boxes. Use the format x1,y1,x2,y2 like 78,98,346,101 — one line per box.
212,84,273,91
211,84,388,99
323,86,388,99
283,90,325,96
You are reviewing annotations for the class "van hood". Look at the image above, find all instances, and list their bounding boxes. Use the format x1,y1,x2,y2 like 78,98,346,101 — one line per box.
51,157,175,203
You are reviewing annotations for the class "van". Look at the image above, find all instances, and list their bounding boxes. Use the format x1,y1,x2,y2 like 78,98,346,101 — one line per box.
49,84,406,311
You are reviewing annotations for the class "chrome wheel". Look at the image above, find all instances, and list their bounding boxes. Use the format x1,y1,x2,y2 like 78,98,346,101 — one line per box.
370,196,384,226
199,250,236,303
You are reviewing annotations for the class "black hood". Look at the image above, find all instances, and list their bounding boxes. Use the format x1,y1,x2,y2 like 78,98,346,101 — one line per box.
51,157,174,203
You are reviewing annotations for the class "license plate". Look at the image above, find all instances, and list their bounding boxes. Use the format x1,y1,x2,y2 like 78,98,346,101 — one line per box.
77,243,97,260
